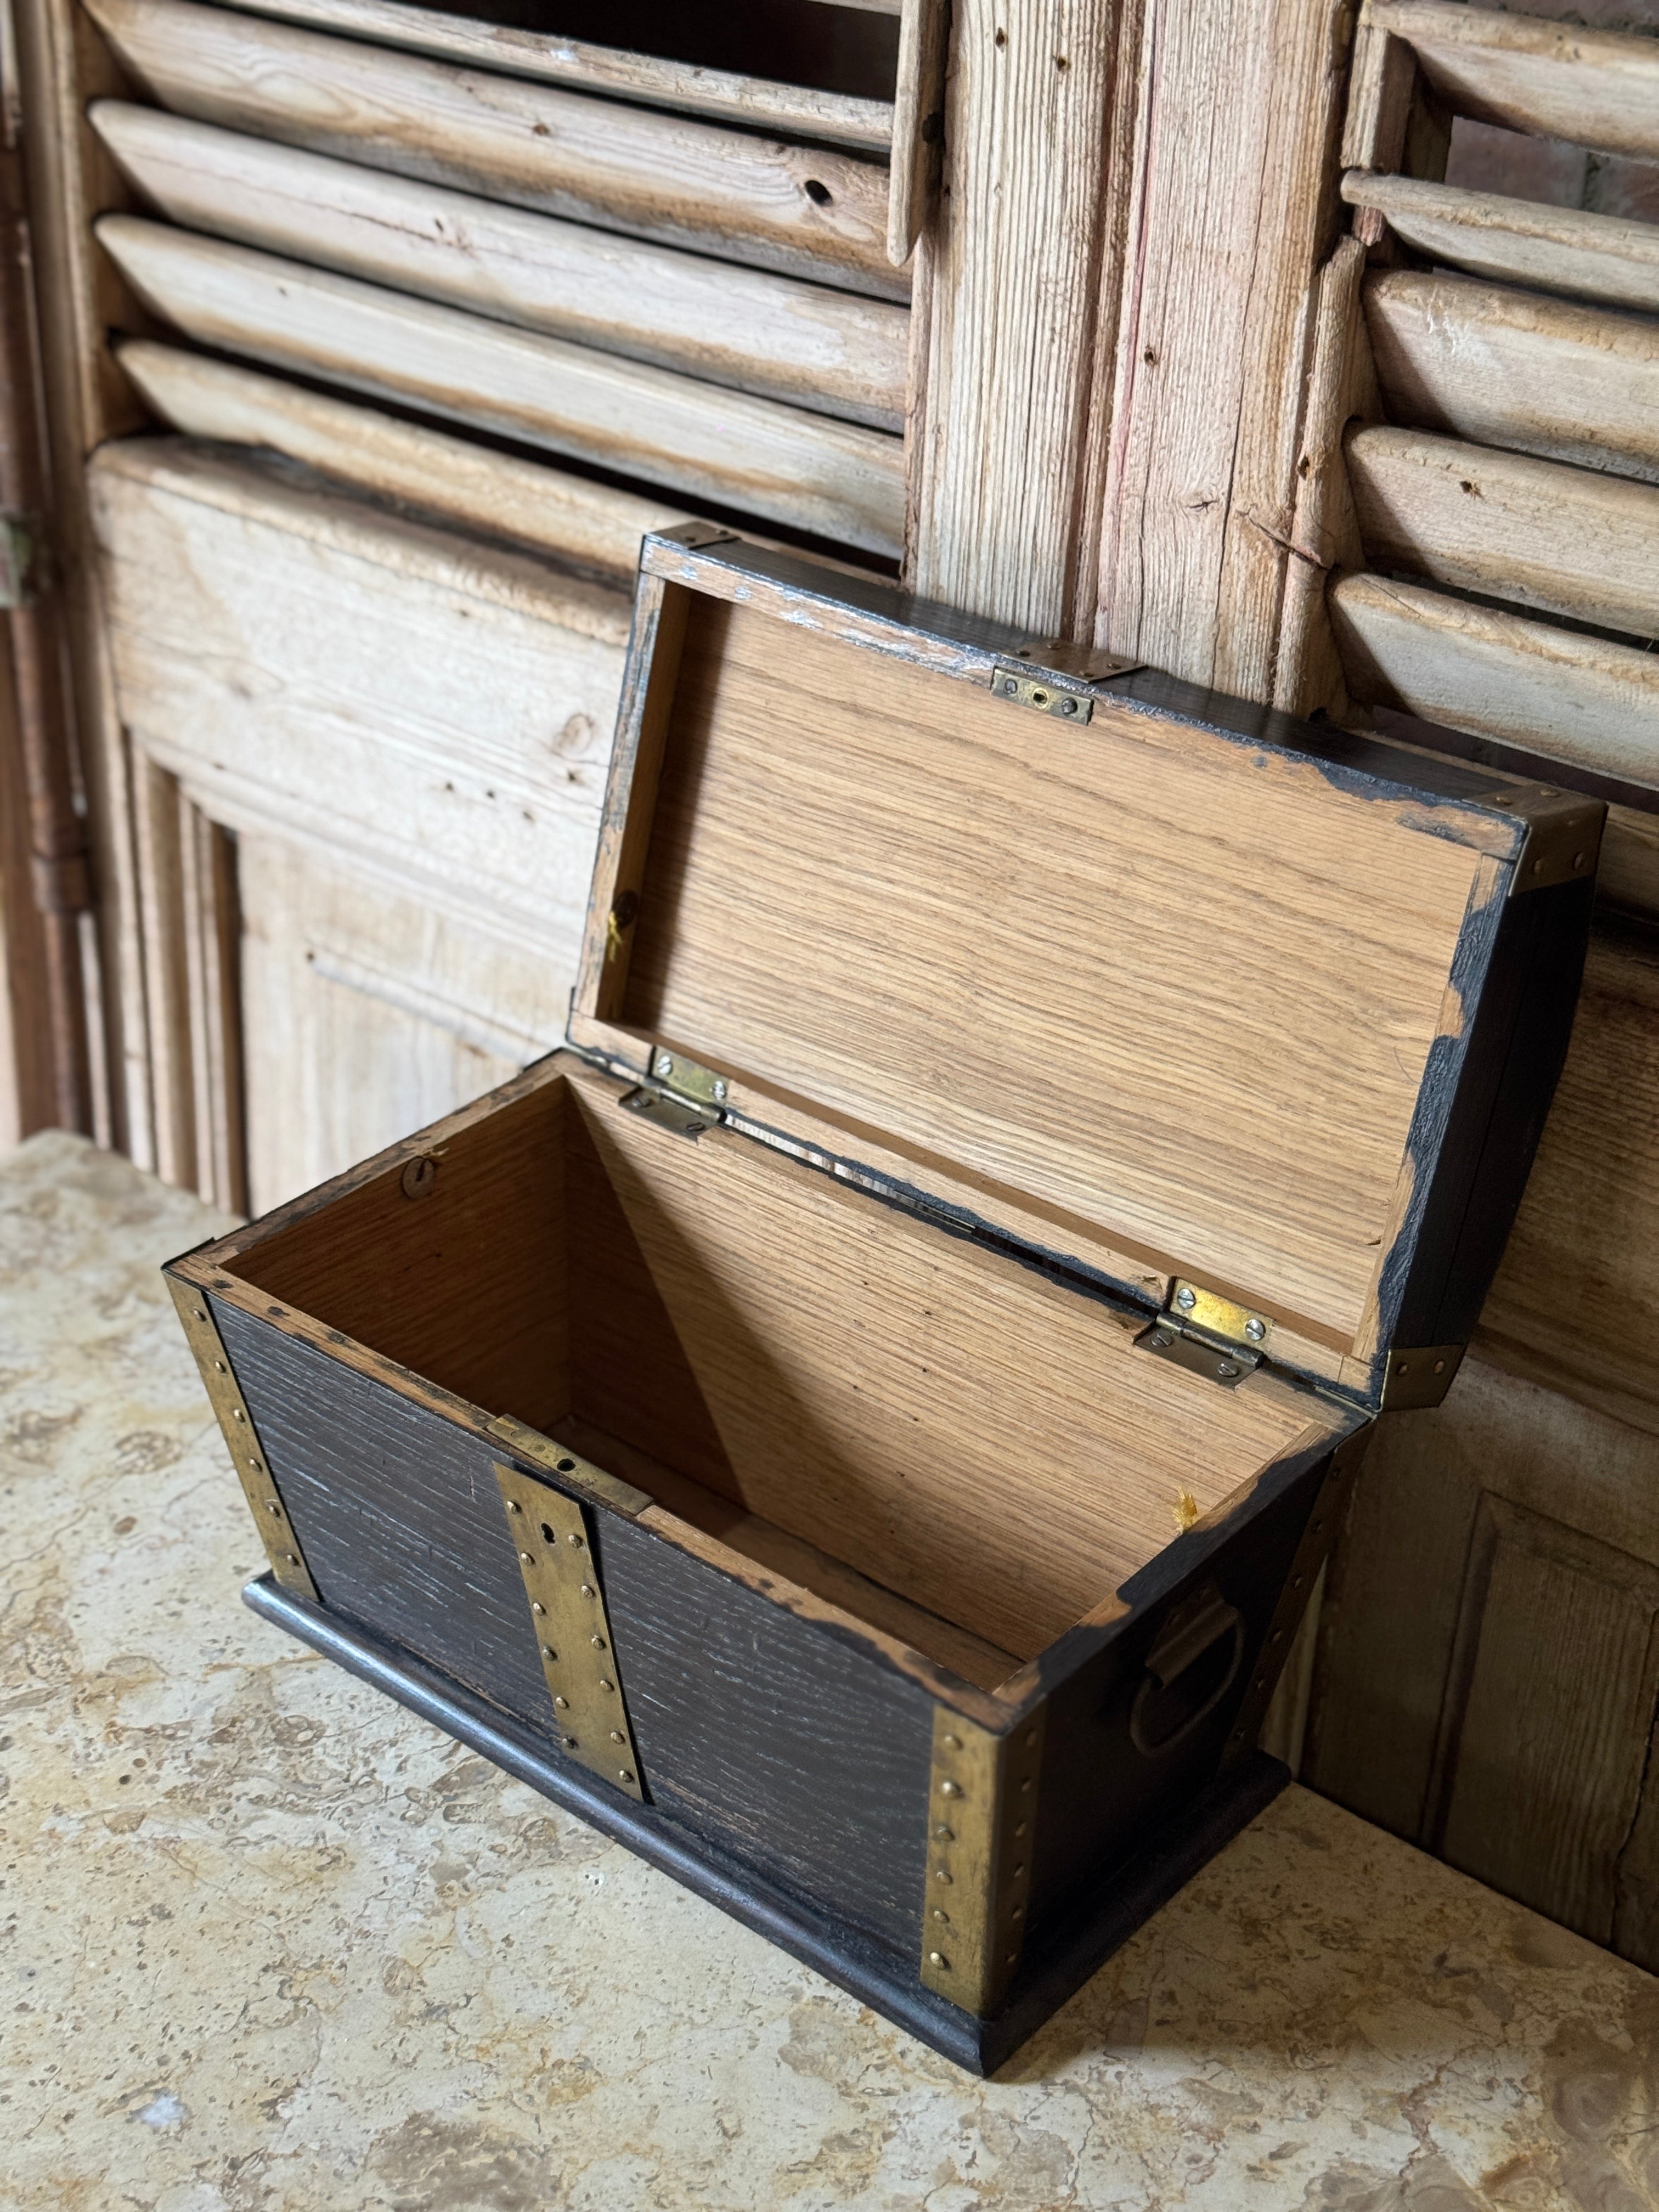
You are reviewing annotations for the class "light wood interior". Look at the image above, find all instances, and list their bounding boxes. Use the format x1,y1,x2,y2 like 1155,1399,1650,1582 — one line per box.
224,1060,1321,1682
616,596,1491,1353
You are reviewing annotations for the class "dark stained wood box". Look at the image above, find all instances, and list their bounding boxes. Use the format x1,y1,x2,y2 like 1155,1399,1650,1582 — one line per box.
164,528,1602,2072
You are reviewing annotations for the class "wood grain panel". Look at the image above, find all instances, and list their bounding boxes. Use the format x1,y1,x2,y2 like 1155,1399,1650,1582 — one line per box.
1343,168,1659,317
1477,925,1659,1440
1364,268,1659,487
231,0,896,148
1368,0,1659,163
618,596,1490,1347
1347,425,1659,642
85,0,901,298
568,1069,1327,1660
1332,569,1659,791
116,340,693,582
92,103,908,429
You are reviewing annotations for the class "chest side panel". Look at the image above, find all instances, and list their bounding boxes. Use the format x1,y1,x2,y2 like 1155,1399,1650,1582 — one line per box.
597,1512,935,1958
214,1300,555,1731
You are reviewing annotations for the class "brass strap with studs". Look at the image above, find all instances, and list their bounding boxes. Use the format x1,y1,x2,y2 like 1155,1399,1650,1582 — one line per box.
493,1461,644,1802
919,1706,1046,2017
166,1275,318,1603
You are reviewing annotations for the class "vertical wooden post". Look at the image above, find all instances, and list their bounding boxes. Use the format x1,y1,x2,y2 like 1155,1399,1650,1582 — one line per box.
905,0,1139,637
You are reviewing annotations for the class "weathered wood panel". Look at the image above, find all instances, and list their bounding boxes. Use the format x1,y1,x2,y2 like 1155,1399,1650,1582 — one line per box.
1477,925,1659,1441
117,340,692,580
92,101,909,429
1368,0,1659,164
905,0,1130,632
1364,268,1659,486
97,217,907,555
1306,1353,1659,1969
1093,0,1353,698
86,0,901,298
1347,424,1659,641
89,437,623,967
1344,168,1659,317
230,0,896,148
1331,570,1659,791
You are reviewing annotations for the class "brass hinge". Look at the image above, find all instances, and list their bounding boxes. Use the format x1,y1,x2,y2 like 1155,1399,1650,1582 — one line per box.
1137,1278,1274,1389
619,1047,730,1140
919,1705,1046,2017
494,1460,645,1801
990,639,1144,725
166,1276,319,1602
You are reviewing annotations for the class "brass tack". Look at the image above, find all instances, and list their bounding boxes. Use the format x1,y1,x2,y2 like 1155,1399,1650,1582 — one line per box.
519,1550,534,1565
599,1678,614,1692
561,1735,578,1750
1006,1950,1018,1965
591,1634,606,1651
1270,1629,1283,1644
193,1308,207,1323
1012,1863,1025,1878
532,1601,546,1616
214,1359,227,1372
933,1825,954,1842
1019,1778,1033,1793
928,1950,947,1967
618,1769,634,1784
1024,1729,1037,1748
933,1908,949,1922
1014,1821,1027,1837
567,1533,584,1549
281,1552,297,1565
554,1696,569,1710
580,1584,595,1598
1434,1358,1446,1374
935,1870,952,1885
248,1456,263,1472
540,1644,556,1660
506,1499,522,1515
940,1779,961,1798
1012,1904,1025,1920
942,1732,961,1750
231,1409,245,1422
610,1730,625,1744
266,1500,281,1515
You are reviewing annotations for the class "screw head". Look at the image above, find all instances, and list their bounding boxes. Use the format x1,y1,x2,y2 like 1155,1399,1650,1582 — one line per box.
1244,1317,1266,1341
1175,1285,1197,1311
655,1053,674,1077
399,1155,437,1200
712,1079,727,1102
1216,1359,1240,1381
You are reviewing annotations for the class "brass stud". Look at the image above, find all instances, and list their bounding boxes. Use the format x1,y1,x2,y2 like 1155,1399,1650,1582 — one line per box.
943,1733,961,1750
940,1779,961,1798
1012,1903,1025,1920
567,1533,584,1549
505,1499,522,1515
618,1769,634,1784
1014,1821,1027,1838
540,1644,556,1660
266,1500,281,1516
281,1551,297,1565
599,1677,614,1692
232,1409,246,1423
591,1634,606,1651
519,1550,534,1566
249,1457,263,1474
933,1908,949,1923
1006,1950,1018,1965
580,1583,595,1599
532,1601,546,1617
610,1730,625,1745
561,1735,578,1750
214,1359,227,1373
933,1825,953,1843
928,1950,947,1967
193,1308,207,1323
554,1695,569,1710
935,1869,952,1885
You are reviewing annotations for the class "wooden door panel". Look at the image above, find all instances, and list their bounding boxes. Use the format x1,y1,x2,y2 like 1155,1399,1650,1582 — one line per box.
239,836,562,1210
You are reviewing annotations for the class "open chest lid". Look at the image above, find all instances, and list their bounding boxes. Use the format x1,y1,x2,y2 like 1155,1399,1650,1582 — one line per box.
567,528,1602,1413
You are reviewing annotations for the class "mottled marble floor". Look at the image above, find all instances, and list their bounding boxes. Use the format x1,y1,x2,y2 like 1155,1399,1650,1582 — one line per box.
3,1130,1656,2211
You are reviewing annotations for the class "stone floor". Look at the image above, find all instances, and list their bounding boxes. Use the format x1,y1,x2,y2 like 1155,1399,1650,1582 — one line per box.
4,1128,1657,2212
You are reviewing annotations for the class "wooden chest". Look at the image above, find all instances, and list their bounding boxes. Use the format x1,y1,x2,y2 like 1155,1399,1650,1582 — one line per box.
165,528,1602,2073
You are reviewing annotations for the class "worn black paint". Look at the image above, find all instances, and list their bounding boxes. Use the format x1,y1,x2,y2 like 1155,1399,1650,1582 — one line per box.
213,1299,557,1734
1019,1430,1339,1936
596,1511,935,1957
244,1573,1288,2075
